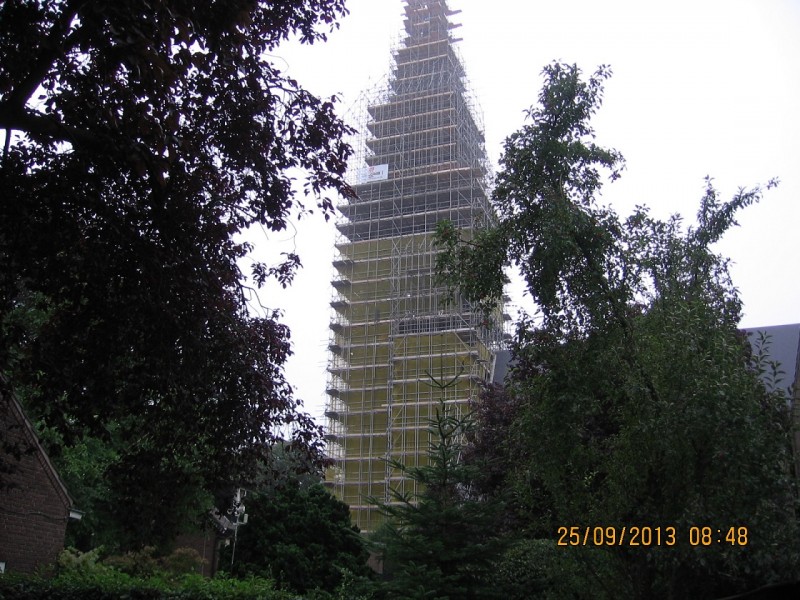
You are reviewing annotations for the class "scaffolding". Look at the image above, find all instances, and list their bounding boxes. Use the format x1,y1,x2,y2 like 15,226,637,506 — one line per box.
325,0,504,532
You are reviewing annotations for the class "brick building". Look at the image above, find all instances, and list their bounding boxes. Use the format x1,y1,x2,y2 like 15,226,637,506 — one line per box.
0,387,81,574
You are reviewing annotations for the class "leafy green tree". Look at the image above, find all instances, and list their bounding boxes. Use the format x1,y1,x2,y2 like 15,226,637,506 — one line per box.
0,0,352,547
461,383,552,538
372,384,507,600
220,482,371,595
436,62,799,598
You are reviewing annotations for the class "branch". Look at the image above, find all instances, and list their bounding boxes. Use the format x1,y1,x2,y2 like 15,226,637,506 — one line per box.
2,128,9,170
5,0,86,111
0,105,167,197
0,104,105,151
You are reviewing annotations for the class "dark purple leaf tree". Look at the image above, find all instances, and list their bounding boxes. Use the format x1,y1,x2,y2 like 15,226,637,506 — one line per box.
0,0,352,548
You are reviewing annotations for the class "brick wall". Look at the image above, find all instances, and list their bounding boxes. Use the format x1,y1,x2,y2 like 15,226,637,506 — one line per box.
0,394,72,574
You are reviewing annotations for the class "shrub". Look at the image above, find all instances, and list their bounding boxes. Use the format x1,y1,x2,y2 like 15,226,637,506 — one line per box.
0,548,297,600
102,546,205,578
0,572,299,600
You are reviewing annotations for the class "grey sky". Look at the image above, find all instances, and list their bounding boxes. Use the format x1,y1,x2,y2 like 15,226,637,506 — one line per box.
245,0,800,421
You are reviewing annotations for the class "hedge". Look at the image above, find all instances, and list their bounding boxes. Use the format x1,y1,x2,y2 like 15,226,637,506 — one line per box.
0,572,301,600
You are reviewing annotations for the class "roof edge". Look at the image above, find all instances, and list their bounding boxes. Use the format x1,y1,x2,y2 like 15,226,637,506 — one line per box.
1,380,78,515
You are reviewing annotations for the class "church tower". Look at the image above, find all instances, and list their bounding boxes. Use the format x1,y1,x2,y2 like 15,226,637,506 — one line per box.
325,0,503,531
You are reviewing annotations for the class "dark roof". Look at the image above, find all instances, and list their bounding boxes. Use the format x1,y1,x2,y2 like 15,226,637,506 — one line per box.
492,324,800,393
744,324,800,394
492,349,512,384
1,383,77,512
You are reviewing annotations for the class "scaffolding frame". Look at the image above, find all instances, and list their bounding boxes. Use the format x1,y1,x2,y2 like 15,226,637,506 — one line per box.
325,0,504,531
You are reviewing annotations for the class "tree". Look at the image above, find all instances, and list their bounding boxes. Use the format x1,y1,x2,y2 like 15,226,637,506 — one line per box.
218,443,374,595
436,62,799,598
220,481,371,595
372,384,507,600
0,0,352,547
461,382,552,538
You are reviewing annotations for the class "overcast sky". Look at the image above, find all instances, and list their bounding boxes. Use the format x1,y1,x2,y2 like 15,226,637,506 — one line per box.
245,0,800,422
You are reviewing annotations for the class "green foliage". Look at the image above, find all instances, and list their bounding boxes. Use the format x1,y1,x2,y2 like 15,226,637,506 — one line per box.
437,62,800,598
159,548,207,578
371,391,507,600
300,569,376,600
102,546,162,579
0,0,352,547
0,572,298,600
0,548,296,599
102,546,205,579
435,62,625,329
435,222,509,315
55,546,107,575
494,539,621,600
219,483,371,594
251,440,327,494
32,427,121,550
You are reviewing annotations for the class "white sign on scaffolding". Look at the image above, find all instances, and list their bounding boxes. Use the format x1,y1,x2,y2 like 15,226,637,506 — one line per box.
361,163,389,183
